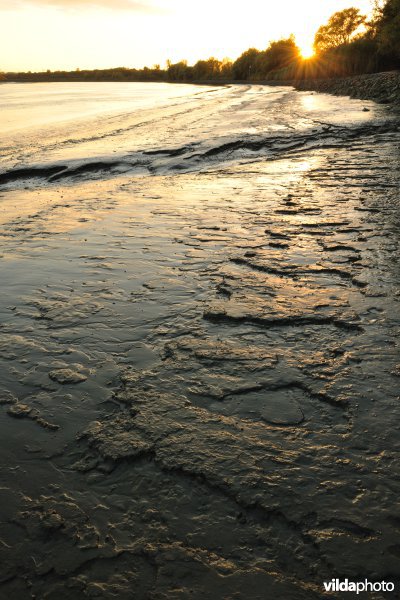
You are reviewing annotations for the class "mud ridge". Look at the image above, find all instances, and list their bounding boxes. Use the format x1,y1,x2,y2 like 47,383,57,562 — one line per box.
1,118,398,189
0,165,67,184
203,309,363,332
230,257,366,288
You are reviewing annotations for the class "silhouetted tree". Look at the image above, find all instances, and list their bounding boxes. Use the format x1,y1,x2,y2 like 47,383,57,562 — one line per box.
258,36,300,77
232,48,260,80
376,0,400,60
167,60,193,81
192,57,223,80
314,8,366,52
220,58,233,79
232,37,300,81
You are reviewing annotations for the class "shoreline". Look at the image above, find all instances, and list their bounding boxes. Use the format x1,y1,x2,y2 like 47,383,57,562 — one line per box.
291,70,400,106
205,71,400,106
3,70,400,106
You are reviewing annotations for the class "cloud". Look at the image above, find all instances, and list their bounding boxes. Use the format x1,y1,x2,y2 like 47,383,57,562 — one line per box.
0,0,160,10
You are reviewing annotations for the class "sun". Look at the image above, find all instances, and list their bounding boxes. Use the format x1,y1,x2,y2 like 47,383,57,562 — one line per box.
299,44,315,59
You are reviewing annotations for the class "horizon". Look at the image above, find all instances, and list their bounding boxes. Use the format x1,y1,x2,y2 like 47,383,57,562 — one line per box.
1,0,374,73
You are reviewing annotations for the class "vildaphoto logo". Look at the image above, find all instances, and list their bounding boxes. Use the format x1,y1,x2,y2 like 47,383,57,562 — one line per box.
323,579,395,594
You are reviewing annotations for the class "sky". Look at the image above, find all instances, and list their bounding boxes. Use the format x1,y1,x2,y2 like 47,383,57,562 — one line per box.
1,0,375,72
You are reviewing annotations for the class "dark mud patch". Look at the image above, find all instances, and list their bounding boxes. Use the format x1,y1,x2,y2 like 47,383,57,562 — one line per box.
0,165,67,185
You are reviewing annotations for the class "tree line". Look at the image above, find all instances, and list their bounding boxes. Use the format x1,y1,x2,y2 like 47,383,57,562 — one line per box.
1,0,399,84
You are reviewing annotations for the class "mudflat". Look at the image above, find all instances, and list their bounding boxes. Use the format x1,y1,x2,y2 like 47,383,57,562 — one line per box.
0,82,399,599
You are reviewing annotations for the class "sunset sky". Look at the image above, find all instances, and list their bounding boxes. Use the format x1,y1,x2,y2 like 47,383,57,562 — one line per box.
1,0,374,72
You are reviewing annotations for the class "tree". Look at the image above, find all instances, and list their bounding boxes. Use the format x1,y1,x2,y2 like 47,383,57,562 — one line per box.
192,57,222,80
220,58,233,79
259,36,300,76
314,8,366,53
376,0,400,60
232,48,260,80
166,60,192,82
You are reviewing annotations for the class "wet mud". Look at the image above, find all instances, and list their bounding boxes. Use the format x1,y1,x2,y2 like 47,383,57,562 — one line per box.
0,84,399,599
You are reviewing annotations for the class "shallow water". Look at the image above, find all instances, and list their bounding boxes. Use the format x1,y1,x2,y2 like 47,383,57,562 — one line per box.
0,81,211,133
0,82,399,599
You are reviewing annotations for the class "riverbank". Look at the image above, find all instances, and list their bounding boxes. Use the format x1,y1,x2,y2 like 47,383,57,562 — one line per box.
178,71,400,106
293,70,400,105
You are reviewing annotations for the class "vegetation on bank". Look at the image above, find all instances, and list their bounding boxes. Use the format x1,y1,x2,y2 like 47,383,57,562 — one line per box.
1,0,399,84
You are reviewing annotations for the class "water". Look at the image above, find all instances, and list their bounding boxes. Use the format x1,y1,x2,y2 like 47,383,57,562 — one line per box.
0,82,399,599
0,81,209,133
